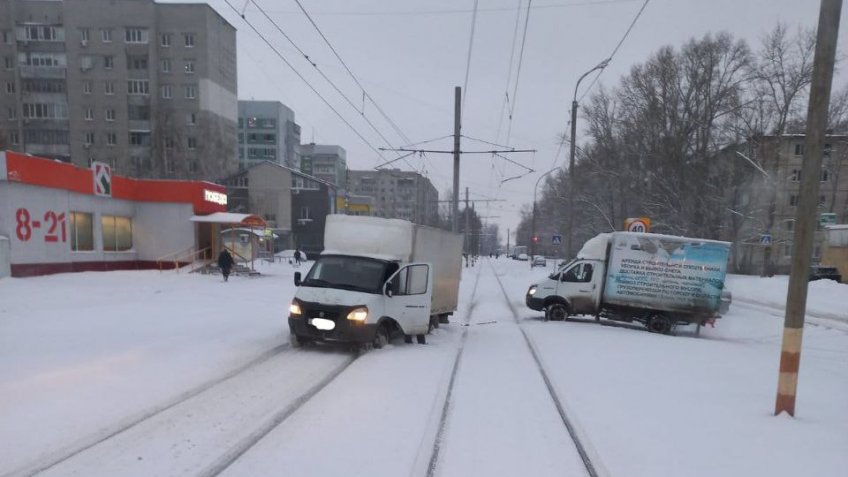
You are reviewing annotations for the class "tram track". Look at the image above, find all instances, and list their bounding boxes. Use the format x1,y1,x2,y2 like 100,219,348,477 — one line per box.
488,260,605,477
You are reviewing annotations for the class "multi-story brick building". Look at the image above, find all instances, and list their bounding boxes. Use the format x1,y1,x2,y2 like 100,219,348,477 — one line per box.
237,100,301,170
718,134,848,274
0,0,238,181
298,143,346,187
347,168,439,226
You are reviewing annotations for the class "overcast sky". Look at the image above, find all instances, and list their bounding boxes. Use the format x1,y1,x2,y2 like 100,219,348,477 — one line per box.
167,0,847,240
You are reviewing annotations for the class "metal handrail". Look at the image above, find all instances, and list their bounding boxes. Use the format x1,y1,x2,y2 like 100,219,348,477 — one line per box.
156,245,195,272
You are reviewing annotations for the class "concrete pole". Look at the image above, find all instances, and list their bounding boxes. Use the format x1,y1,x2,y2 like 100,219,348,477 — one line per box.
775,0,842,417
465,187,470,254
566,99,577,259
452,87,461,233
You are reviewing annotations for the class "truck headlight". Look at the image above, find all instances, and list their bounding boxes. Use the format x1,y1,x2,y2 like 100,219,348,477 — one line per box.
528,285,537,296
347,307,368,322
289,301,302,316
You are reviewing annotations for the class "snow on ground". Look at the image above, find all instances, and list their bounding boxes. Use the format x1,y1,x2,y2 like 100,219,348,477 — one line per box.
1,258,846,477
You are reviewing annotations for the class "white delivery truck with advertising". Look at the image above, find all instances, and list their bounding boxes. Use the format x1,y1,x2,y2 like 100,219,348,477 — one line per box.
288,215,463,348
525,232,731,334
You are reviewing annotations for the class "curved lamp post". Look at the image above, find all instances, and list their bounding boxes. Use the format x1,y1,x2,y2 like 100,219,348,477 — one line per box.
567,58,610,258
531,166,562,267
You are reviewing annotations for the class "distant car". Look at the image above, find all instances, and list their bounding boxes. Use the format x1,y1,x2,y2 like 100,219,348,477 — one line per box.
517,253,529,261
809,266,842,282
531,256,546,267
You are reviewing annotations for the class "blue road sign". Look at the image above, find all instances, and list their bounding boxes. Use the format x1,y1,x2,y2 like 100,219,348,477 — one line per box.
552,234,562,244
760,234,772,246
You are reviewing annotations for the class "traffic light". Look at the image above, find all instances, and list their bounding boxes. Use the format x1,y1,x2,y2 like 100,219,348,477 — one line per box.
532,236,539,243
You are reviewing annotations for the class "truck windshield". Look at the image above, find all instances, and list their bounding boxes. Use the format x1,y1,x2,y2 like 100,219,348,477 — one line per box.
302,255,393,294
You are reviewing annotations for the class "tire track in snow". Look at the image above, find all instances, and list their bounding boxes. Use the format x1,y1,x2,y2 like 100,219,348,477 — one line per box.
488,260,606,477
424,263,483,477
13,343,291,477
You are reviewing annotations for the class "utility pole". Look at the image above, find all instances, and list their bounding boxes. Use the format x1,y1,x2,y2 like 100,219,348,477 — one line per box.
464,187,470,253
453,87,461,233
775,0,842,417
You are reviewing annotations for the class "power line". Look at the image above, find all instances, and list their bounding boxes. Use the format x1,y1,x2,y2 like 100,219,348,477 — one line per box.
260,0,642,17
247,1,418,171
221,0,390,165
291,0,414,146
505,0,533,146
495,0,525,144
461,0,481,124
578,0,651,102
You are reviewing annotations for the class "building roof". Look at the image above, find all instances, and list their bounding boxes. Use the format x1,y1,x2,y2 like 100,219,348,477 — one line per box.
222,160,336,189
190,212,267,227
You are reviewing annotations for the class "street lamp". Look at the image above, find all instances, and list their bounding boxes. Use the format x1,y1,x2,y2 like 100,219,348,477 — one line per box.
567,58,610,259
532,166,561,267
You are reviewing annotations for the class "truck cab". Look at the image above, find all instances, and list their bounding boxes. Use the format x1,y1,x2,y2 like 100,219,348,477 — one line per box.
526,259,604,319
289,254,433,348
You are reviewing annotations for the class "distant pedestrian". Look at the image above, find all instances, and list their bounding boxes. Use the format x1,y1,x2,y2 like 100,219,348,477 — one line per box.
218,248,234,282
294,249,303,267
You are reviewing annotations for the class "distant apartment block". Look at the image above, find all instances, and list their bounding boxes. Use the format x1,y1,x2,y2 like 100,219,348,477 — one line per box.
237,100,301,169
348,169,439,226
299,143,346,187
0,0,238,180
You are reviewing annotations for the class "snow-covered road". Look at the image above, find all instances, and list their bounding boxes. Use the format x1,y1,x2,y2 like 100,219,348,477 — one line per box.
1,259,846,476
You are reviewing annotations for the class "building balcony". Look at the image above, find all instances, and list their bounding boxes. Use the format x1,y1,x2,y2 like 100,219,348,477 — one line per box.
25,143,70,158
19,66,66,79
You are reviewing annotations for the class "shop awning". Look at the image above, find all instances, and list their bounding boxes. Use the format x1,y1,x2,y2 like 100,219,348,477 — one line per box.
190,212,267,227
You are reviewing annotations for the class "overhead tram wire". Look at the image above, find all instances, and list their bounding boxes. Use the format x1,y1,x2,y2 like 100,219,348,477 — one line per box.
246,1,419,172
494,0,525,145
578,0,650,102
221,0,391,166
260,0,642,17
461,0,481,125
505,0,533,146
290,0,415,147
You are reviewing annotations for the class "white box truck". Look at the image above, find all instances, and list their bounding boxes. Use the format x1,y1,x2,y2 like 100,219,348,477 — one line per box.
526,232,731,334
288,215,463,348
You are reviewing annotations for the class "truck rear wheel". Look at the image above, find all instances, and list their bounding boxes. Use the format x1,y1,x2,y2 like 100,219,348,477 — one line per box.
404,335,413,344
546,303,569,322
647,313,673,334
416,334,426,344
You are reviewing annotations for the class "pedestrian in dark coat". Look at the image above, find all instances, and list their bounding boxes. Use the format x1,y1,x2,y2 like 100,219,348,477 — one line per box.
294,249,303,267
218,249,234,282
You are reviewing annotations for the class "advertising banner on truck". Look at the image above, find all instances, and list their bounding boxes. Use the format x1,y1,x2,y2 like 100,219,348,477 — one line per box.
603,233,731,313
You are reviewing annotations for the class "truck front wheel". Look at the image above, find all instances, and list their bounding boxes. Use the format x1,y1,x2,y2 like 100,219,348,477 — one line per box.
373,324,390,349
546,303,569,322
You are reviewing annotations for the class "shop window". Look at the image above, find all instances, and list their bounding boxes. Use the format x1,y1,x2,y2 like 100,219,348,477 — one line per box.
70,212,94,251
102,215,133,251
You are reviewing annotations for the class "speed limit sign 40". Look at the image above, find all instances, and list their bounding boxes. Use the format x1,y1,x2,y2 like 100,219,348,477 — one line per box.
625,217,651,233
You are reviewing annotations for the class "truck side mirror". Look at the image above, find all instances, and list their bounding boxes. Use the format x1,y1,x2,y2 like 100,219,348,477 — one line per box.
294,272,302,287
384,282,393,297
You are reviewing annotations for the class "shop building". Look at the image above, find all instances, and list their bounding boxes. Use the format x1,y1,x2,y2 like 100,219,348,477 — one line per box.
0,150,227,277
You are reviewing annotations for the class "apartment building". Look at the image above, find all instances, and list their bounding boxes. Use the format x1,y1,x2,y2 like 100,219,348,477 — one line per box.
718,134,848,274
0,0,238,180
298,143,346,187
348,168,439,226
237,100,301,170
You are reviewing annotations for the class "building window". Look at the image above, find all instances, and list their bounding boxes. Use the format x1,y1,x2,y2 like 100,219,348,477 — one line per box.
238,133,244,144
7,106,16,120
165,137,175,149
5,82,15,94
84,132,95,146
101,29,113,43
83,80,92,94
104,55,114,69
128,104,149,121
107,132,117,146
794,143,804,156
187,137,197,149
183,33,195,47
102,216,133,251
784,242,793,258
821,169,830,182
2,31,11,44
84,107,93,121
127,79,149,95
184,59,194,74
70,212,94,251
823,143,832,157
166,158,176,174
20,25,63,42
818,195,826,207
161,85,172,99
105,108,116,121
785,220,794,232
22,103,68,119
128,56,148,70
161,58,171,73
186,112,197,125
300,207,311,220
125,28,148,44
3,56,12,70
789,194,799,207
105,81,115,95
790,169,801,182
184,84,196,99
9,131,19,144
189,161,198,173
80,28,89,43
129,131,150,146
161,33,172,47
